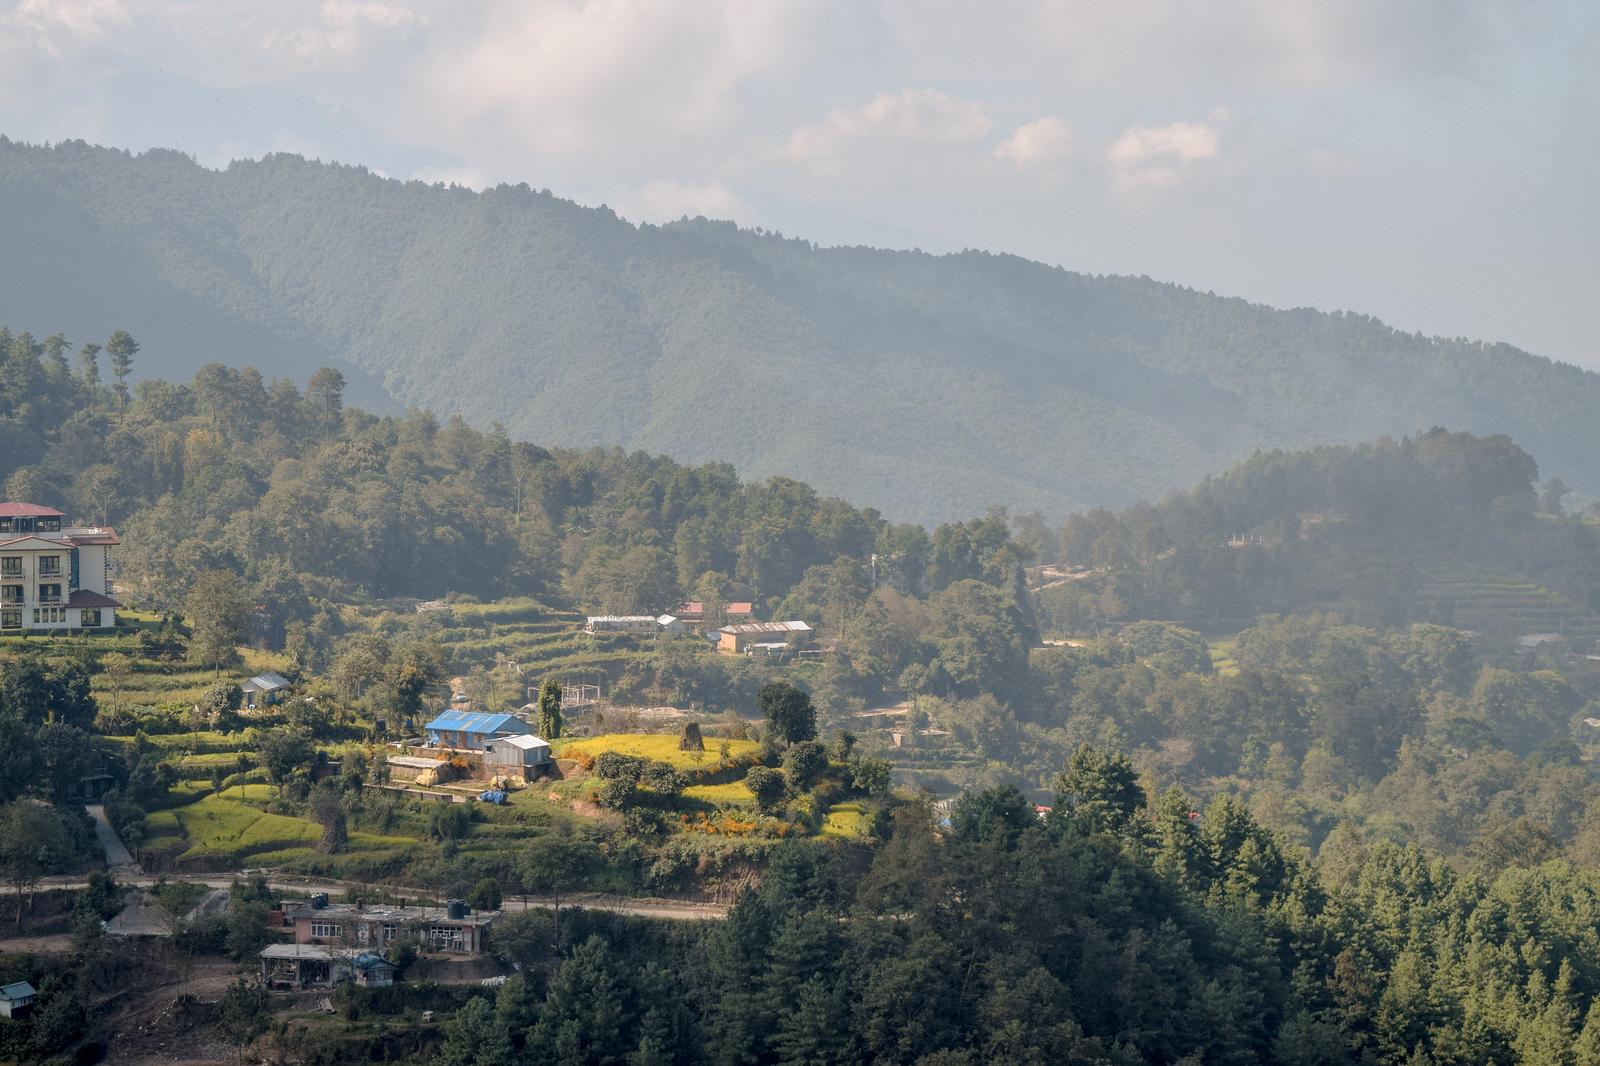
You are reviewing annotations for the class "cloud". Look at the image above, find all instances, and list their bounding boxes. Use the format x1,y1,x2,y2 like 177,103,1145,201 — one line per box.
263,1,426,64
994,116,1075,168
1107,116,1221,190
618,179,749,223
787,89,993,161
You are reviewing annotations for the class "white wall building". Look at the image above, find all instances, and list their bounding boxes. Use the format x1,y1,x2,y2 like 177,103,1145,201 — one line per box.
0,502,121,633
584,615,661,634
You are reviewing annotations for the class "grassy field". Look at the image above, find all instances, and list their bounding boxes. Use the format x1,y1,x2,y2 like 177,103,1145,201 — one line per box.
142,787,412,868
558,733,761,773
821,801,869,838
1210,638,1239,676
682,779,757,809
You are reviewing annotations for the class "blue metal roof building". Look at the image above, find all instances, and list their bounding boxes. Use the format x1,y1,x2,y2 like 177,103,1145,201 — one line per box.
424,711,532,750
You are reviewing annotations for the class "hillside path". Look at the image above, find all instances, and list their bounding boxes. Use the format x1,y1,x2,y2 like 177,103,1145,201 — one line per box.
86,804,136,868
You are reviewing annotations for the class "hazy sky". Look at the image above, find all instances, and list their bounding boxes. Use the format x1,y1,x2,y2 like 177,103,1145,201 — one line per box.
3,1,1596,368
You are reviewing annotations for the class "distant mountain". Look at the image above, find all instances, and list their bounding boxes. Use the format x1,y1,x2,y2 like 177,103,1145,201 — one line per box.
3,137,1597,523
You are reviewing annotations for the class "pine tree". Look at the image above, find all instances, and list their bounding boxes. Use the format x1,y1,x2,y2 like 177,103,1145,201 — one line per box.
537,677,562,739
106,329,138,423
77,341,101,395
532,936,630,1066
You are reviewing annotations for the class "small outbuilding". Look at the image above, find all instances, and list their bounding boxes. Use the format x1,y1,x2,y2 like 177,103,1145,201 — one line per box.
656,614,687,635
486,733,552,774
241,671,292,710
353,952,396,987
260,944,354,990
0,981,36,1018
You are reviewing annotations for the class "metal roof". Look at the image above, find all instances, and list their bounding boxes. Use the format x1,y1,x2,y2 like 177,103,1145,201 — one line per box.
388,755,447,769
0,981,35,1000
720,620,812,635
244,671,291,690
261,944,349,960
425,710,530,734
0,502,63,517
490,734,549,750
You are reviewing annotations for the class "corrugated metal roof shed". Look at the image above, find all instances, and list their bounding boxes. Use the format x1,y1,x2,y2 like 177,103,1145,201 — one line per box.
719,620,812,635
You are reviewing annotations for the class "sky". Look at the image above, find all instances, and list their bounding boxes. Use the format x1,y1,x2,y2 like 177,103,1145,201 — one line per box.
2,0,1596,368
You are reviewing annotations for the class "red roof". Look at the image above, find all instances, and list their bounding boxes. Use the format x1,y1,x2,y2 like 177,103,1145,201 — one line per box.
726,602,754,615
67,589,120,609
0,502,64,517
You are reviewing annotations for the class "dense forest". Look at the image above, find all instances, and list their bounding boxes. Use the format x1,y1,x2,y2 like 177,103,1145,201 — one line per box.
420,787,1600,1066
6,138,1600,522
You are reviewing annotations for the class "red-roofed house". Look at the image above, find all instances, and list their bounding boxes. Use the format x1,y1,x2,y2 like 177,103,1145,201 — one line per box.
674,600,754,628
0,502,121,633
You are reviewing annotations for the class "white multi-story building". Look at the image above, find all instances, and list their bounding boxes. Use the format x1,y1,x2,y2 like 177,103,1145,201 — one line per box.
0,502,121,633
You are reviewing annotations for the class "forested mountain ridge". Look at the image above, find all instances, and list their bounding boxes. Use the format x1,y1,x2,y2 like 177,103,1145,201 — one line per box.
4,137,1600,523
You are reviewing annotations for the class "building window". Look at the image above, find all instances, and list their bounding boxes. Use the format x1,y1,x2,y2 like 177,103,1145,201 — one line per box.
80,609,102,627
38,557,60,578
36,518,60,533
31,608,64,624
0,585,19,605
37,584,62,604
0,611,18,631
0,557,19,578
310,922,341,939
382,924,397,944
428,926,466,950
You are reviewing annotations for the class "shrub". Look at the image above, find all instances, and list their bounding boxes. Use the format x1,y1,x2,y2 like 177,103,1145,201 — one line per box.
782,741,828,792
641,763,685,798
745,767,787,814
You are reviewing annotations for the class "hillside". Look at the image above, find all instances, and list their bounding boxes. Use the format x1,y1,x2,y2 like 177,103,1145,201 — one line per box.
4,137,1600,523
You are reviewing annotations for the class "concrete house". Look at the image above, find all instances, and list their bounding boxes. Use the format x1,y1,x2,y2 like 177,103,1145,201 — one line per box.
0,981,36,1018
584,615,659,634
0,501,121,633
240,671,292,710
424,710,533,750
283,899,496,954
718,620,813,655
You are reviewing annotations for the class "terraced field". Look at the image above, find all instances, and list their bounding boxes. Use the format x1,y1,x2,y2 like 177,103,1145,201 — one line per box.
373,597,661,687
1411,558,1600,644
142,787,413,869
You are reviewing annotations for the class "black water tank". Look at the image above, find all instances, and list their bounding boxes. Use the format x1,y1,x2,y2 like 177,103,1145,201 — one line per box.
311,893,329,909
446,899,466,920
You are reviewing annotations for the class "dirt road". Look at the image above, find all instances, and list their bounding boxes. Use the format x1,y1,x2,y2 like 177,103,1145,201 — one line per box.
39,873,729,921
